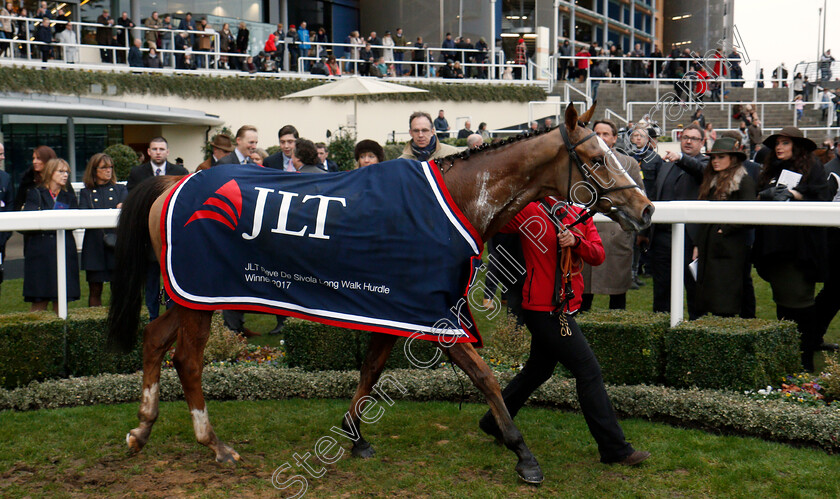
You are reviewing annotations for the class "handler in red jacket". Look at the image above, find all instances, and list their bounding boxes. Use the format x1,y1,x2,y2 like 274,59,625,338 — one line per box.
479,199,650,466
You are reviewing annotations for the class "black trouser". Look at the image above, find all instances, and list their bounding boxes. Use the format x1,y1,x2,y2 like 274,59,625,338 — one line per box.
274,47,284,70
651,231,697,318
483,237,501,300
740,257,756,318
497,310,634,463
145,261,171,320
581,293,626,311
777,305,821,372
814,229,840,337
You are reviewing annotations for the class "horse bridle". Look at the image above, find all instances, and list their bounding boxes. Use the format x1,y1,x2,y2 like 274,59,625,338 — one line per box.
558,124,641,229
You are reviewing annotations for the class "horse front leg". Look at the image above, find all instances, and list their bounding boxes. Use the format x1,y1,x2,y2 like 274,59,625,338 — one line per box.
172,309,240,464
342,332,398,458
126,306,180,453
445,342,544,484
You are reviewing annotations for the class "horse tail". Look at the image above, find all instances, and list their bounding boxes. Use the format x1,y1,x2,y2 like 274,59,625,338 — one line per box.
106,177,174,353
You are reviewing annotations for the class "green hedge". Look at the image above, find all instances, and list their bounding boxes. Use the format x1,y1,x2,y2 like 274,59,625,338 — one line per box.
285,313,802,391
284,318,441,371
0,308,144,389
577,310,669,385
0,67,546,103
0,312,65,389
384,144,404,161
664,317,800,391
3,366,839,451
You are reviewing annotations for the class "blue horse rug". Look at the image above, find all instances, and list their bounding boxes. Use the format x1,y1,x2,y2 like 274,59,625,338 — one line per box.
161,159,484,344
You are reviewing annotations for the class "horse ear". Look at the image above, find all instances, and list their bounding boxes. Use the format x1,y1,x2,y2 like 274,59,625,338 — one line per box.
564,103,578,131
579,101,598,125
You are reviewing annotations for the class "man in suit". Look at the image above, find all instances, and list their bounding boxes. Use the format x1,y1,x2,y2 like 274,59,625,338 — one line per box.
293,139,328,174
126,137,188,321
315,142,338,172
263,124,299,171
196,134,234,171
214,126,274,336
648,123,707,318
126,136,188,192
0,142,14,298
217,125,259,165
456,120,473,139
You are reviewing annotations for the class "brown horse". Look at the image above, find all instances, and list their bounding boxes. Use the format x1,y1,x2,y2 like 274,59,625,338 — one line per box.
106,103,653,484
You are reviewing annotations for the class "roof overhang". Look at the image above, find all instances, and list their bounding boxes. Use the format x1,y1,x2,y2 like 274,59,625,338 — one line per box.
0,92,224,126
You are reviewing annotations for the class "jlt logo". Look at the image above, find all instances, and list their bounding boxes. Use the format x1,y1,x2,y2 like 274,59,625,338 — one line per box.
242,187,346,241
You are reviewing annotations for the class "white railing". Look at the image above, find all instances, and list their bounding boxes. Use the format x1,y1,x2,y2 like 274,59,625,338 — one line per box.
626,100,840,134
562,83,592,109
669,126,840,143
604,108,628,125
0,14,221,69
614,201,840,327
0,210,118,319
2,202,839,324
1,15,534,83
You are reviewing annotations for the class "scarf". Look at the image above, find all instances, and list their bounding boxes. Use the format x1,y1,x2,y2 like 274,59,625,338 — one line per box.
411,135,438,162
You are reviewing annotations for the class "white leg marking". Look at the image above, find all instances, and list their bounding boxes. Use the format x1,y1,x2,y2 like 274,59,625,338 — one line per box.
191,408,212,443
139,382,160,419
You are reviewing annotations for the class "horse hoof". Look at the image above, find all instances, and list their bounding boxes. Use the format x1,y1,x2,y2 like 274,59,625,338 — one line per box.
516,459,544,485
215,444,241,464
126,430,146,453
351,443,376,459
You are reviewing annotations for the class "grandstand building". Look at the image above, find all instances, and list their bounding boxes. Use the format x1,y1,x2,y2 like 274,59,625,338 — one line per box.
71,1,731,55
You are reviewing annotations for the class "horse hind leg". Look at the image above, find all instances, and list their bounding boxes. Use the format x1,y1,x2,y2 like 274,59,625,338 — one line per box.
445,342,544,485
126,306,180,453
172,309,240,463
342,333,398,458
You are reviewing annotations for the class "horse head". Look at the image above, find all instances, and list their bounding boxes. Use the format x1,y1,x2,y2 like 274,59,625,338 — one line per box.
557,102,654,232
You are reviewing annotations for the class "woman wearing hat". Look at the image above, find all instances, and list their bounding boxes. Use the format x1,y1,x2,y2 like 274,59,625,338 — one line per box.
692,137,756,317
354,139,384,168
196,134,235,171
753,126,830,371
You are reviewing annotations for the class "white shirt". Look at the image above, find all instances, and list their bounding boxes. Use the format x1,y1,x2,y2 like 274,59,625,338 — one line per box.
151,161,167,175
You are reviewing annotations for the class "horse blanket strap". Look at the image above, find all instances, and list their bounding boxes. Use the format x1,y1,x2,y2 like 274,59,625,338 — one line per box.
161,160,484,344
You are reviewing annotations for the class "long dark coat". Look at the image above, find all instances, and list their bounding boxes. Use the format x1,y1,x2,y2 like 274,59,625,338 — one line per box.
79,184,127,276
694,167,756,316
22,187,80,302
753,158,830,285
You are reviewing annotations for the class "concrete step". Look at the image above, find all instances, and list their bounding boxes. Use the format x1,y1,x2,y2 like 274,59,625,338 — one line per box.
549,83,832,131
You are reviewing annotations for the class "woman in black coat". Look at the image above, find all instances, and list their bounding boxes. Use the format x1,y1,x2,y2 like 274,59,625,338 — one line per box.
692,137,756,317
15,145,58,211
22,158,80,312
753,127,830,371
79,153,127,306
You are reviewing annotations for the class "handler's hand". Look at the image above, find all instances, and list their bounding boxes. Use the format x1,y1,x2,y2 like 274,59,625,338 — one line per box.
557,229,577,248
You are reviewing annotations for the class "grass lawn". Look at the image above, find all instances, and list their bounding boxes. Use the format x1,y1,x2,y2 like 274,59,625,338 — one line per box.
1,399,839,498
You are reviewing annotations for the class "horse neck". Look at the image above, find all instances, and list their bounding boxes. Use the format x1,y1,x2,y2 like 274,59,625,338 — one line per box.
442,128,568,242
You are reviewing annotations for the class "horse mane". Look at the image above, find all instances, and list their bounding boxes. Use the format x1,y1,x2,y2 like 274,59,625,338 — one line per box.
437,125,558,167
